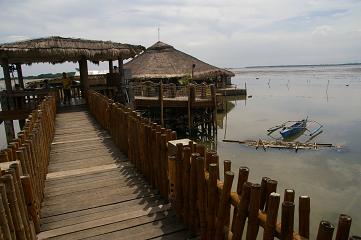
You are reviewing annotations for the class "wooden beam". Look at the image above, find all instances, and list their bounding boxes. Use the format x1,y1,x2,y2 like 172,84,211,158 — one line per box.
79,58,89,90
108,60,113,74
118,57,124,86
2,58,12,91
0,109,32,121
16,64,24,89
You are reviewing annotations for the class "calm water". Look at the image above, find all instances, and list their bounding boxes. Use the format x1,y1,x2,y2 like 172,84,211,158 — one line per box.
216,65,361,236
1,65,360,235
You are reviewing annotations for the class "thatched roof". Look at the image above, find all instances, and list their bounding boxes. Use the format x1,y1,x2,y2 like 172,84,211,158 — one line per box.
0,36,145,65
124,41,234,80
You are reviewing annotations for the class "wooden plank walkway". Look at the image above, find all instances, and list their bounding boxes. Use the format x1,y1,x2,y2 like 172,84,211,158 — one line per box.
37,105,190,239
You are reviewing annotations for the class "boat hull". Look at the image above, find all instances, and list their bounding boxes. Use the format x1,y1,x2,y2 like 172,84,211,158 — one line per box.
280,120,307,139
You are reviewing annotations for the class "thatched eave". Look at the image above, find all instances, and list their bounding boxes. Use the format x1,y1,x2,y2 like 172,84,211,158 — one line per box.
0,36,145,65
124,41,235,81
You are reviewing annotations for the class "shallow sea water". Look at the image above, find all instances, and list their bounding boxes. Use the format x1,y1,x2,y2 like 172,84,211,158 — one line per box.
216,65,361,236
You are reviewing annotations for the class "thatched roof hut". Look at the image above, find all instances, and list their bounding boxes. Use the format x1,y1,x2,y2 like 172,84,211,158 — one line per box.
0,36,145,91
124,41,234,82
0,36,145,65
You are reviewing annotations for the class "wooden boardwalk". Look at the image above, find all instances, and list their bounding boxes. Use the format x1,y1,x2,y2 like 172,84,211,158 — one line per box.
37,105,189,240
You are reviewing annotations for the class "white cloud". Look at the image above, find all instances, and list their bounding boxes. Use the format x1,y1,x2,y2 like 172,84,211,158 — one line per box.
1,0,361,77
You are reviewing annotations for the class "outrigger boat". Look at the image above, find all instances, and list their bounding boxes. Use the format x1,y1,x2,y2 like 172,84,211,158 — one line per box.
280,118,308,139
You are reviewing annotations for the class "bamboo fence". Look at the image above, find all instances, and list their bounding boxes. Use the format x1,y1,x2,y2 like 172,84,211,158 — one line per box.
87,90,358,240
0,95,56,240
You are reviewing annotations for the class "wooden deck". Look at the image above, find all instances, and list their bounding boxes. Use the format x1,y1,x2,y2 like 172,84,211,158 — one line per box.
37,105,190,239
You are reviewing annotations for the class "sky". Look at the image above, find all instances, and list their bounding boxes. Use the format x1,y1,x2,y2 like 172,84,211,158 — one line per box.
0,0,361,77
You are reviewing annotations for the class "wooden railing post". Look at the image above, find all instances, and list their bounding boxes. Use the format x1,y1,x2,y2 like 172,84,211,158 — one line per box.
215,171,234,240
316,221,335,240
299,196,310,238
335,214,352,240
246,183,261,240
281,201,295,240
263,192,280,240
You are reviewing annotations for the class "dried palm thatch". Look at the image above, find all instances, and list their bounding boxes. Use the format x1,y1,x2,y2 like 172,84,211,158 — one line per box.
124,41,234,81
0,36,145,65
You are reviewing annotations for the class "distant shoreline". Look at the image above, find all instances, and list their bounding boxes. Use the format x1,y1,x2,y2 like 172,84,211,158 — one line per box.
227,62,361,70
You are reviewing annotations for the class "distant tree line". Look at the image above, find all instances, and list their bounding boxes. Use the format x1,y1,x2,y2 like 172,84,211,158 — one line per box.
0,72,76,80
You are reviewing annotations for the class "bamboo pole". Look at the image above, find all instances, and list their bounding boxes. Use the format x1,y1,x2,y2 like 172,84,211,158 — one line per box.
298,196,310,238
335,214,352,240
0,195,12,240
196,156,207,239
231,182,252,240
189,153,199,232
175,143,184,219
207,163,218,240
182,146,191,226
21,175,40,233
246,183,261,240
215,171,234,240
263,192,280,240
231,166,250,232
260,177,271,210
284,189,295,203
265,179,277,211
0,174,27,240
316,221,335,240
281,201,295,240
0,184,15,239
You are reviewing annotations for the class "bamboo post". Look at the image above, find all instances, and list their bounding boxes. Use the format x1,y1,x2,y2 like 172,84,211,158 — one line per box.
263,192,281,240
265,179,277,211
0,195,12,240
0,184,15,239
207,163,218,240
168,156,176,203
196,156,207,240
246,183,261,240
6,168,31,240
316,221,335,240
232,182,252,240
182,146,191,226
232,166,249,233
335,214,352,240
205,150,216,171
0,175,27,240
215,171,234,240
284,189,295,203
160,133,168,200
189,153,200,232
223,160,231,227
21,176,40,233
299,196,310,238
281,201,295,240
175,143,184,219
260,177,271,210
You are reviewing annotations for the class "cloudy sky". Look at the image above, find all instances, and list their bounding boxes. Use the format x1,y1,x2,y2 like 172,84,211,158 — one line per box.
1,0,361,77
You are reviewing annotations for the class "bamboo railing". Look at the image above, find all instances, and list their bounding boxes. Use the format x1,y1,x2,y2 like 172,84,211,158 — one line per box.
0,95,56,239
87,90,358,240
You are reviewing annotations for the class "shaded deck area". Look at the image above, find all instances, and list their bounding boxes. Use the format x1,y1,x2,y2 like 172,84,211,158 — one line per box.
37,105,189,239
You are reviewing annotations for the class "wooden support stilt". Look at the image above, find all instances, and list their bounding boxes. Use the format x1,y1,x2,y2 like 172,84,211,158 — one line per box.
16,64,24,89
